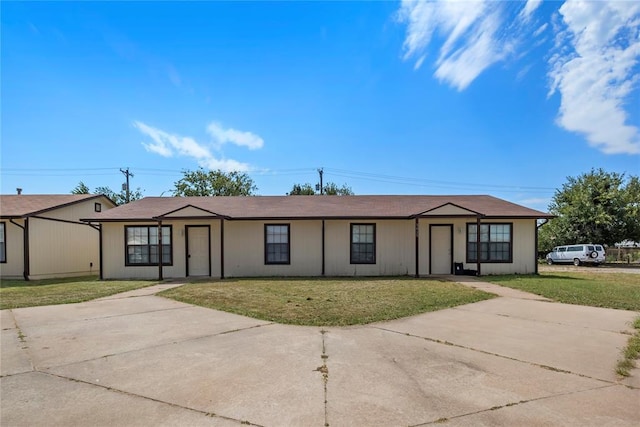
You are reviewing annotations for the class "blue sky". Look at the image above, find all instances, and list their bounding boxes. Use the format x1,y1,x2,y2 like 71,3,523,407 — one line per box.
2,0,639,211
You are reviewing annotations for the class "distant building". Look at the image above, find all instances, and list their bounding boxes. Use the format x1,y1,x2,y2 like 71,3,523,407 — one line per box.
0,194,116,280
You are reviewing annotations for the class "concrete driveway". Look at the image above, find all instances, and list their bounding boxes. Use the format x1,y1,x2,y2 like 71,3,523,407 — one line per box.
1,279,639,426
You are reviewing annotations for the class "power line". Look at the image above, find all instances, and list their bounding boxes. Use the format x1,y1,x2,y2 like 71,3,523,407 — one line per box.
323,168,556,192
0,165,557,194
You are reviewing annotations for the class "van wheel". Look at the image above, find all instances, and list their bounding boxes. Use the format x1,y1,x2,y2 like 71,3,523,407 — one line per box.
590,251,598,258
573,258,581,266
547,258,553,265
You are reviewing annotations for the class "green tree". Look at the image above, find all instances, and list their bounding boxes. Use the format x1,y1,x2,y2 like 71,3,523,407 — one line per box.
287,183,316,195
539,169,640,252
172,168,257,196
71,182,91,194
71,182,143,205
323,182,354,196
287,182,354,196
623,175,640,242
95,186,144,206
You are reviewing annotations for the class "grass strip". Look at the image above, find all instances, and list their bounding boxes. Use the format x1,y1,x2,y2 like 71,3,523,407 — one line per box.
159,277,495,326
484,272,640,311
617,317,640,377
0,276,157,309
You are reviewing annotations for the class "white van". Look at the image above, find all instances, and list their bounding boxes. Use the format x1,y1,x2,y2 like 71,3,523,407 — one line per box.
546,244,606,266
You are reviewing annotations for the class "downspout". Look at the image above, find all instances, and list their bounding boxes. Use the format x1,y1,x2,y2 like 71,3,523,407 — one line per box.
476,215,481,276
220,219,225,279
157,220,163,281
415,217,419,278
535,219,549,275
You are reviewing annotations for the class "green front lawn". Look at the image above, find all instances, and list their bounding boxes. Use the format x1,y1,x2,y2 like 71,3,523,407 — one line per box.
159,277,495,326
485,272,640,311
0,276,157,310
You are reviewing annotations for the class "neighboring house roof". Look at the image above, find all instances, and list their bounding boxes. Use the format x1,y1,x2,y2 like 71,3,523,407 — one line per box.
0,194,113,218
82,195,553,222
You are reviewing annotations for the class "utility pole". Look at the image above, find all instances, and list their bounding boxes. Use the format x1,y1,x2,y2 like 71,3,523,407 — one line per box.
120,168,134,203
318,168,324,195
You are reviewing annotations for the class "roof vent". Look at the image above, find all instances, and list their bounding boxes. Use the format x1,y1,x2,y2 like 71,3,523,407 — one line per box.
16,188,22,195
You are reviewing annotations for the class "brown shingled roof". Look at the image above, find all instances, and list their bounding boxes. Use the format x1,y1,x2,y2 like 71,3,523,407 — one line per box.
83,195,552,222
0,194,109,218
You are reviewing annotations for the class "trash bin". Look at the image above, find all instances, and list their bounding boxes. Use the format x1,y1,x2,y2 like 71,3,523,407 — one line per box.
454,262,463,275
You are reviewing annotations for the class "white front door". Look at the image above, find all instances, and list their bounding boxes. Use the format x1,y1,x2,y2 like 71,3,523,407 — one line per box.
430,225,452,274
187,226,210,276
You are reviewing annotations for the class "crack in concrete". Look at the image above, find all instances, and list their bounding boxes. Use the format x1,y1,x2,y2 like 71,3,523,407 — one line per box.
451,305,637,335
45,305,195,327
8,309,36,374
317,329,330,427
96,285,184,301
42,370,265,426
35,322,275,372
372,326,617,386
409,383,620,426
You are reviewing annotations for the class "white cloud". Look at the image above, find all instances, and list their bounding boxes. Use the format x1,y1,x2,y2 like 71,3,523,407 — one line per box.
549,1,640,155
519,0,543,22
134,121,260,172
207,122,264,150
200,157,251,172
434,11,507,90
398,0,529,91
396,0,640,156
533,22,548,37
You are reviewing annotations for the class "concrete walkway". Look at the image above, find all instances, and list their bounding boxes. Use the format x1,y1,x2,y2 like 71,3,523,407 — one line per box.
1,279,639,426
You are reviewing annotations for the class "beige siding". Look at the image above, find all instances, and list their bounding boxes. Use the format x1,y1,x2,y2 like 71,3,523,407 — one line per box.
26,198,112,279
418,218,537,275
102,220,223,280
0,220,25,279
324,220,415,276
224,220,322,277
38,197,111,222
28,217,100,279
479,219,537,275
1,197,113,280
102,217,538,279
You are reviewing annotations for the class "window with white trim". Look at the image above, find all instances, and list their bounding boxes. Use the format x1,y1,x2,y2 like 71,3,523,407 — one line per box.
125,225,172,266
467,223,512,263
265,224,290,264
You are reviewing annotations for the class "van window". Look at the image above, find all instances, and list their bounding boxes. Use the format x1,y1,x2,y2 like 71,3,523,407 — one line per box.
595,245,603,251
568,246,582,251
558,247,566,252
587,246,594,251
